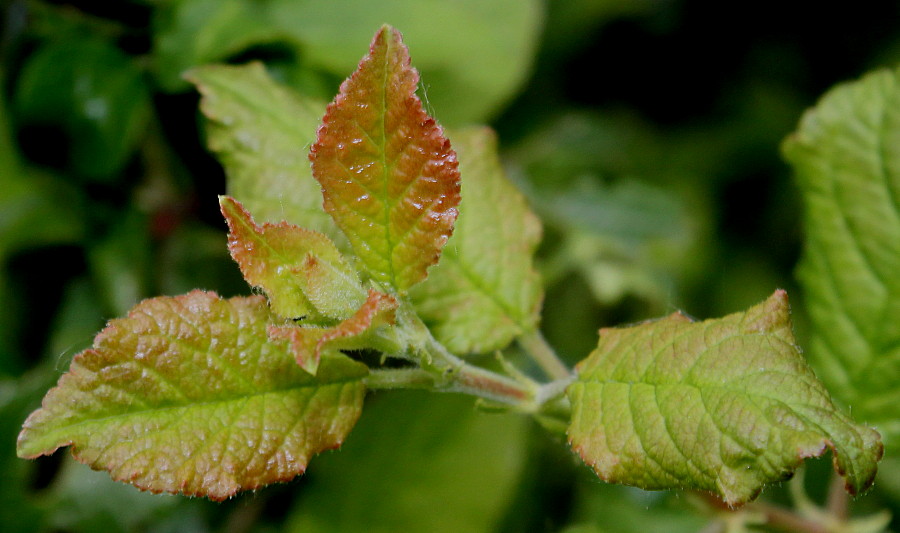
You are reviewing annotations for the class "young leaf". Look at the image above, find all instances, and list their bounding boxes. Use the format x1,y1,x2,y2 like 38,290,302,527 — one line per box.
17,291,367,500
567,291,882,506
310,25,461,292
186,64,344,244
783,67,900,453
269,289,399,375
409,128,542,354
220,195,365,322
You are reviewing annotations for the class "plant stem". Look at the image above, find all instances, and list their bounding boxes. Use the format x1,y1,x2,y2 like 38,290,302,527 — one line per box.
364,367,437,390
365,364,535,406
448,362,534,405
825,471,849,521
518,329,571,380
696,492,829,533
754,503,828,533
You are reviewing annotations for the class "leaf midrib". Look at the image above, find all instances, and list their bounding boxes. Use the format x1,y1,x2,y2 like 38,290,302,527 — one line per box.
28,374,364,444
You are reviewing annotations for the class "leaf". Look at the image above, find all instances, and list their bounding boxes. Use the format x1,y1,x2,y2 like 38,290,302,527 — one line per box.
186,64,344,244
284,391,528,533
567,290,882,506
782,67,900,453
220,196,365,322
269,290,398,375
310,25,461,292
409,127,542,354
17,291,368,500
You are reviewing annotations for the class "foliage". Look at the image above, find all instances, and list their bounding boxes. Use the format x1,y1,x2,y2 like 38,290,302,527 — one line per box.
3,2,900,532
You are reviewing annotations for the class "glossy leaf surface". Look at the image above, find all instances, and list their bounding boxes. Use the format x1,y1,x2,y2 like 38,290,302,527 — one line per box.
783,67,900,453
310,26,460,292
568,291,882,505
17,291,367,500
410,128,542,354
220,196,365,322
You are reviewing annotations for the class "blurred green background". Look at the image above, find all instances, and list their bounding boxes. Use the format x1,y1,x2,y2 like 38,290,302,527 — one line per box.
2,0,899,531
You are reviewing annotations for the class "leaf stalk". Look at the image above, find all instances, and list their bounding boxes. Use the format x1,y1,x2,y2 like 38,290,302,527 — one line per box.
517,329,571,380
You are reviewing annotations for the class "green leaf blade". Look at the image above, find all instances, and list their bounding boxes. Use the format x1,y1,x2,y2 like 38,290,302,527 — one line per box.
310,26,461,292
186,63,343,243
17,291,367,500
783,67,900,452
410,127,542,354
567,291,882,505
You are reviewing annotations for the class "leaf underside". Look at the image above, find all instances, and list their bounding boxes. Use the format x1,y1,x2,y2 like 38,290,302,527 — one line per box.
783,66,900,453
567,291,882,506
409,127,543,354
17,291,368,500
310,25,461,292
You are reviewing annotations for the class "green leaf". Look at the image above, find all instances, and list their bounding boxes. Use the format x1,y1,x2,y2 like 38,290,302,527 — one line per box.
782,67,900,453
269,289,399,375
567,291,882,506
285,391,528,533
409,127,542,354
17,291,367,500
185,63,343,243
13,37,150,180
310,26,461,292
220,196,365,322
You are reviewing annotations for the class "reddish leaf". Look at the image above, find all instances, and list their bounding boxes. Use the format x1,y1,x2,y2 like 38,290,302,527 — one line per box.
310,25,461,292
17,291,368,500
221,195,365,322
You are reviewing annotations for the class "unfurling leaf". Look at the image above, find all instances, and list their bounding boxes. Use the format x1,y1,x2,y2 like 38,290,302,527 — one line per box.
269,290,398,375
17,291,367,500
567,291,882,506
410,127,542,354
783,66,900,453
220,195,365,322
310,25,461,292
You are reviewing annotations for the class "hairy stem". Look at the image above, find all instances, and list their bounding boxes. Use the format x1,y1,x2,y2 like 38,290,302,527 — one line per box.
364,367,437,390
517,329,570,380
364,300,538,406
365,363,535,406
